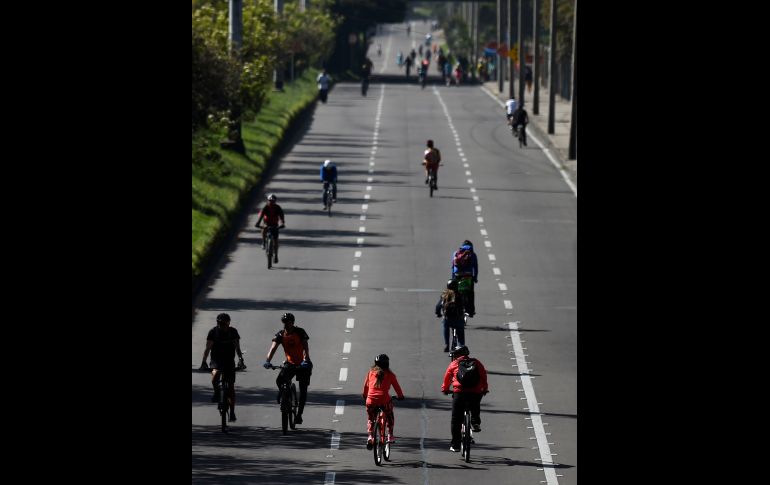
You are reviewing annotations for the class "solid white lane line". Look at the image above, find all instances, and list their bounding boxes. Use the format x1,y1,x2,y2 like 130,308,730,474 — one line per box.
346,318,355,329
339,368,348,381
508,321,560,485
343,342,351,354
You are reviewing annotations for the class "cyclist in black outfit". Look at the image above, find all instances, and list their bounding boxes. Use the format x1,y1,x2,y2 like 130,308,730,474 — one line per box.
200,313,244,422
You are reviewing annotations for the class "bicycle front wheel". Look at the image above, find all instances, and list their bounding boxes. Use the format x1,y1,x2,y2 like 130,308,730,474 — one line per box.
462,411,472,462
220,382,228,433
289,383,298,429
267,237,274,269
281,387,289,434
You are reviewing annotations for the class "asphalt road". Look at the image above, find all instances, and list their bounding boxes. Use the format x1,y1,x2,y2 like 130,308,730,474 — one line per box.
192,21,576,485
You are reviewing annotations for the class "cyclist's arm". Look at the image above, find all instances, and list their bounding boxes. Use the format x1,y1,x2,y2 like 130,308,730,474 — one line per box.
234,338,243,360
390,374,405,400
301,339,310,362
278,206,285,225
479,361,489,393
441,363,455,393
265,341,280,363
202,339,214,363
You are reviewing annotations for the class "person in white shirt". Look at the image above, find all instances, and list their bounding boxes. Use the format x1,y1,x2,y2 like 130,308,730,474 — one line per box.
317,69,331,103
505,98,517,125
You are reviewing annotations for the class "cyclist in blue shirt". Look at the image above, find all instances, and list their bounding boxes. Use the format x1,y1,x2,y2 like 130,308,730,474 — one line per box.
320,159,338,208
451,240,479,317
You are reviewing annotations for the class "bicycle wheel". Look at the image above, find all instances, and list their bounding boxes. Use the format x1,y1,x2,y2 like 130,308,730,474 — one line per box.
384,420,391,461
373,416,383,466
267,236,274,269
281,386,289,435
289,383,298,429
327,192,333,217
462,411,472,462
219,381,228,433
429,173,434,197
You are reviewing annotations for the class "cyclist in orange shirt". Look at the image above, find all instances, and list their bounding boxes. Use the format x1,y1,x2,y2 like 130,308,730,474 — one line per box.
362,354,405,449
263,313,312,425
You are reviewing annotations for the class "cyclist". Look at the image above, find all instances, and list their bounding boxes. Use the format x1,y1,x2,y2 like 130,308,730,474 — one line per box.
436,279,467,352
451,240,478,317
441,345,489,452
422,139,442,189
361,57,373,87
199,313,245,422
320,159,338,208
362,354,405,449
512,102,529,146
263,312,312,425
255,193,285,264
505,97,517,128
317,68,331,103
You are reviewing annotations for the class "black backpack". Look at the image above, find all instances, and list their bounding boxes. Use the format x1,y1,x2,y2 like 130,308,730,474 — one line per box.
456,358,480,387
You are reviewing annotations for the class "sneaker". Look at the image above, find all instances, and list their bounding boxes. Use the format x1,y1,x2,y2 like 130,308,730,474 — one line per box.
449,444,460,452
211,390,221,403
294,414,303,425
472,424,481,432
366,436,374,450
274,256,278,263
229,411,237,422
443,345,449,352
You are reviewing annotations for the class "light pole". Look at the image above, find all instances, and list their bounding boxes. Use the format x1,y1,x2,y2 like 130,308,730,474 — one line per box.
548,0,556,134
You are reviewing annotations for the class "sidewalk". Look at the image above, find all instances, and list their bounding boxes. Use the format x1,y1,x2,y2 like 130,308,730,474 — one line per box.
481,79,576,188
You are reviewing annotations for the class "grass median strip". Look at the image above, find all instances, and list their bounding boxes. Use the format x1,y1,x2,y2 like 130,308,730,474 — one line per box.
192,69,319,280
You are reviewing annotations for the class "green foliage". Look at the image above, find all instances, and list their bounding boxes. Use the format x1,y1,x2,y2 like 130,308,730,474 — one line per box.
192,29,240,131
542,0,575,61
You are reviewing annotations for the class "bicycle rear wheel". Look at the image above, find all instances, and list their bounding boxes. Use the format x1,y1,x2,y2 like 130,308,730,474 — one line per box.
373,416,383,466
462,411,472,462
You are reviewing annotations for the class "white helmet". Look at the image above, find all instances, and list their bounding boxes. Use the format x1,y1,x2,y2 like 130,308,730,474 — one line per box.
323,159,332,167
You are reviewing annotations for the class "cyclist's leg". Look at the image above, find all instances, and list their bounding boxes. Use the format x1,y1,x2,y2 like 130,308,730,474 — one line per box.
450,393,463,447
443,318,450,351
261,226,267,247
366,403,377,438
275,368,289,402
332,182,337,200
522,124,528,145
470,393,482,428
226,369,237,419
273,227,279,256
211,368,221,401
296,368,311,416
385,399,395,439
467,283,476,316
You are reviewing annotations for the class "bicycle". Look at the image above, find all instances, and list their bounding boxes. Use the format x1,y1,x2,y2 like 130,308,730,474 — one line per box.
372,395,398,466
257,224,284,269
268,364,299,435
203,359,246,433
517,124,525,148
427,166,440,197
361,76,369,96
449,313,468,354
323,182,334,216
455,275,474,317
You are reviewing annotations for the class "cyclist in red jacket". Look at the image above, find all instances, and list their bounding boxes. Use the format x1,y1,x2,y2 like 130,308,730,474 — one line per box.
441,345,489,452
362,354,405,449
255,193,285,264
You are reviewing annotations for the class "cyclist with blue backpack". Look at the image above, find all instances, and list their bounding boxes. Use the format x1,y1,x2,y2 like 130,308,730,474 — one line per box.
451,240,479,317
436,279,467,352
442,345,489,452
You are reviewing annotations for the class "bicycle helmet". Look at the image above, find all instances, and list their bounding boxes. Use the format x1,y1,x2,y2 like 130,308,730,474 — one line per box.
374,354,390,370
281,312,295,324
267,193,277,201
450,345,469,358
324,159,332,167
426,139,434,148
216,313,231,324
447,279,458,291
